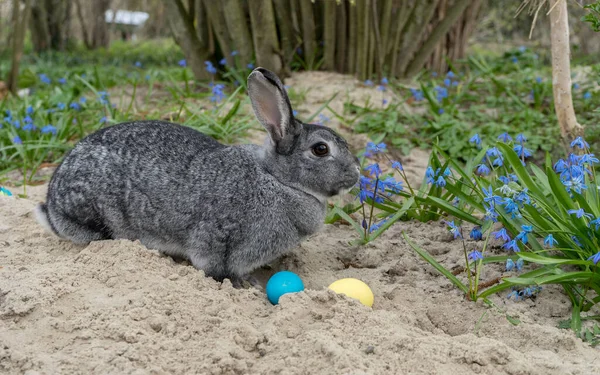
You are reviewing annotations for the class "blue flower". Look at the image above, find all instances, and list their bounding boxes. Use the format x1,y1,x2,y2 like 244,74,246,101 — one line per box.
475,164,490,176
364,163,381,177
366,142,387,155
535,77,542,83
391,160,403,171
80,97,87,104
544,234,557,247
39,74,51,84
438,108,445,115
425,166,435,184
410,89,424,101
317,114,330,124
219,58,227,66
210,83,226,103
381,77,389,85
57,102,66,110
292,109,298,117
482,186,503,206
579,154,599,165
516,258,524,271
521,225,532,233
563,175,587,194
468,250,483,261
516,133,527,143
513,145,532,159
470,226,482,241
444,78,451,87
100,116,107,124
511,56,518,63
554,159,568,173
446,71,455,79
568,208,593,219
434,86,448,101
26,106,33,116
486,147,500,158
498,133,512,142
22,122,36,131
469,134,481,148
584,92,591,100
492,157,504,167
41,125,57,135
435,176,446,187
516,231,529,245
570,136,589,150
572,236,583,247
13,136,22,144
382,99,388,105
69,102,81,110
247,63,255,69
364,80,374,86
376,85,386,92
589,252,600,265
506,259,515,271
504,197,520,217
573,83,580,90
178,59,187,67
514,190,531,205
503,240,519,252
492,228,511,242
518,46,526,52
204,61,217,75
381,177,403,193
446,221,462,239
135,61,142,68
231,50,239,56
483,204,498,222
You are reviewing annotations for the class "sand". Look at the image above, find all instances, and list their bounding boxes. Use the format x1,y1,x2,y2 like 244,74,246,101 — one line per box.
2,190,600,375
2,72,600,374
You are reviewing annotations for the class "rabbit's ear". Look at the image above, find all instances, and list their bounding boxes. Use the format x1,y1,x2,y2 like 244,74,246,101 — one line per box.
248,68,300,154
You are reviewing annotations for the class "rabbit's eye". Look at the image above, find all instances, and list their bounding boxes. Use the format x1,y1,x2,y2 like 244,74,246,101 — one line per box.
312,143,329,157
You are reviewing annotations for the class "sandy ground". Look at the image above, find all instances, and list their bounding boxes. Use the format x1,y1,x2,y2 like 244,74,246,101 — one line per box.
2,72,600,374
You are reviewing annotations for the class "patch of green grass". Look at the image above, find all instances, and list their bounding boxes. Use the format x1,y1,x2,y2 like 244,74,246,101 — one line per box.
346,46,600,161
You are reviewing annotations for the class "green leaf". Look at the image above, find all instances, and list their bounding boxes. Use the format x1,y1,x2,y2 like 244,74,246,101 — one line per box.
403,232,469,294
517,253,590,266
425,196,482,225
496,142,545,198
369,197,414,241
330,207,363,237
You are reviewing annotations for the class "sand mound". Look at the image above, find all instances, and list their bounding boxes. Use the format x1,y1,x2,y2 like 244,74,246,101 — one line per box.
1,192,599,375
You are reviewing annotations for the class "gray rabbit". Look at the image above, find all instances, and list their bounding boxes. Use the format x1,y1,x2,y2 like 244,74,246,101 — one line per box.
35,68,360,287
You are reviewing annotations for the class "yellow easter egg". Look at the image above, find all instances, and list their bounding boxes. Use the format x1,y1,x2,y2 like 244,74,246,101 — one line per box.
328,278,374,307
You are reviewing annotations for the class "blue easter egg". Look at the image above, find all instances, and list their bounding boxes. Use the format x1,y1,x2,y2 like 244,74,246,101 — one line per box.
266,271,304,305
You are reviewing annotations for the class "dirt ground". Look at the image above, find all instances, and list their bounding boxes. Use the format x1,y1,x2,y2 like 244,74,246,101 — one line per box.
2,72,600,374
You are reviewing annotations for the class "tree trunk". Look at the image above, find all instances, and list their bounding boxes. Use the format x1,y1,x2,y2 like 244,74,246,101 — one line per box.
298,0,316,68
549,0,581,139
92,0,111,49
335,1,347,73
273,0,296,68
164,0,211,80
29,1,51,52
395,0,439,77
405,0,471,77
203,0,234,64
390,0,414,75
75,0,91,49
248,0,282,73
223,0,253,67
323,0,336,70
8,0,32,94
347,0,357,74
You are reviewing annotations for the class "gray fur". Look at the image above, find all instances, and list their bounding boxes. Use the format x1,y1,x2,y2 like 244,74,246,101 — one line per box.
37,68,360,286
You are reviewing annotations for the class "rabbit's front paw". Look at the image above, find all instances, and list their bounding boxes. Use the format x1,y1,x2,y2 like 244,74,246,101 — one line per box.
230,275,263,290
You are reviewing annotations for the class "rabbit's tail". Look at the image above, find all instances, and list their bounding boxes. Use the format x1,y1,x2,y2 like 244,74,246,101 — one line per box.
34,203,58,236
